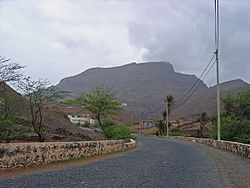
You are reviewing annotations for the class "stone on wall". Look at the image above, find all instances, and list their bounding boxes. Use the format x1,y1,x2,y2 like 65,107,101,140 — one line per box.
166,136,250,159
0,139,136,169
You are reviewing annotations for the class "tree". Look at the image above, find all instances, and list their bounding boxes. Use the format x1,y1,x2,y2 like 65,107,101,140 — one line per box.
166,95,175,114
211,91,250,144
18,77,66,142
0,91,29,142
211,116,250,144
157,120,165,136
0,57,27,142
222,91,250,121
71,87,122,132
162,110,166,123
0,57,24,114
0,56,24,83
163,95,175,136
197,112,209,138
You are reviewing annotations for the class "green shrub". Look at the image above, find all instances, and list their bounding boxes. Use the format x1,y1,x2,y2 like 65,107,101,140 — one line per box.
169,127,181,136
222,91,250,121
102,119,117,128
210,91,250,144
210,116,250,144
152,130,159,136
0,114,29,143
103,124,134,140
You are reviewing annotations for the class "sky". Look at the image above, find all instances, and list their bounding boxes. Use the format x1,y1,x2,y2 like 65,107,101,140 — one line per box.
0,0,249,87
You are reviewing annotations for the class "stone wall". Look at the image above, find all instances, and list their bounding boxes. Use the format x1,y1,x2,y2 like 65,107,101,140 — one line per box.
0,139,136,169
164,136,250,159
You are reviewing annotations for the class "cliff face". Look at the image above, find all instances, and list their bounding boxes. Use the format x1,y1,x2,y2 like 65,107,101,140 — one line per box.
56,62,208,118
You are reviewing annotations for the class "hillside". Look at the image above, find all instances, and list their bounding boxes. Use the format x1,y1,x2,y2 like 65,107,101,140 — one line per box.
171,79,250,120
0,82,104,141
56,62,208,118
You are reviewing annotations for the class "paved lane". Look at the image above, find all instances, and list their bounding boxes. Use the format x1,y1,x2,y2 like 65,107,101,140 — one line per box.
0,136,249,187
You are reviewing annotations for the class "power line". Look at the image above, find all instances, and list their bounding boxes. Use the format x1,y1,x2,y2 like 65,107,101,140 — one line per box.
175,58,216,109
203,59,216,82
175,53,216,108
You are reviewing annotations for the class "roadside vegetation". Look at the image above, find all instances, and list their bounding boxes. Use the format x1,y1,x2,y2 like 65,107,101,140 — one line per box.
210,91,250,144
18,77,68,142
102,120,134,141
67,87,134,141
0,56,67,142
0,56,133,143
156,95,175,136
169,127,181,136
0,57,29,142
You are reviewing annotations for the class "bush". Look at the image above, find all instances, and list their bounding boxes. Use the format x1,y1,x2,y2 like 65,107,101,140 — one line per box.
169,127,181,136
210,91,250,144
103,124,134,140
152,130,159,136
210,116,250,144
102,119,117,128
222,91,250,120
0,114,29,143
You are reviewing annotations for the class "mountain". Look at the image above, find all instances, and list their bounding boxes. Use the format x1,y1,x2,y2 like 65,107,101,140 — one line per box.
56,62,208,118
171,79,250,120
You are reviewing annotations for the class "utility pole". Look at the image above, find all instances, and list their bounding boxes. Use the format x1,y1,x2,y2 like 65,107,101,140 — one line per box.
216,49,220,140
215,0,221,140
131,111,134,126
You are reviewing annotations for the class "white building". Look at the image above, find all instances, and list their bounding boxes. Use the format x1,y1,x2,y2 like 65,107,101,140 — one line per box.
68,114,97,126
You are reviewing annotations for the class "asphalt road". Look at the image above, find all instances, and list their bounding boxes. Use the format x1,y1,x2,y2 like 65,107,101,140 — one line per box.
0,136,249,188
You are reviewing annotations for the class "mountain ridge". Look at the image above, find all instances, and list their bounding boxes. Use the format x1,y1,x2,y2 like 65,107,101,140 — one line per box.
56,62,249,119
171,79,250,119
56,62,208,118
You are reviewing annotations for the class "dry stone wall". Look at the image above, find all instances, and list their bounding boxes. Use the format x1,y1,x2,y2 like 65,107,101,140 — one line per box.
0,139,136,169
165,136,250,159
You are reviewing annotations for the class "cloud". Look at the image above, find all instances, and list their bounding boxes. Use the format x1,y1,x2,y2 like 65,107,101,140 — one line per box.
128,0,250,86
0,0,142,84
0,0,249,86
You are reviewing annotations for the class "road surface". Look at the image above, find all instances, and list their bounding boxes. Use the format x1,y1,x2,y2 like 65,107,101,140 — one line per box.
0,136,249,187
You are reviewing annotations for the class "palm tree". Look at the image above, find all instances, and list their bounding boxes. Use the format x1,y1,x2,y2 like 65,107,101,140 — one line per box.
157,120,165,136
162,110,166,122
198,112,209,138
166,95,175,115
163,95,175,136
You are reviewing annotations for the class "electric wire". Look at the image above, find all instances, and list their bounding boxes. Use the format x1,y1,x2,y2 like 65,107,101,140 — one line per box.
162,0,220,112
173,0,219,110
174,58,216,109
175,53,216,107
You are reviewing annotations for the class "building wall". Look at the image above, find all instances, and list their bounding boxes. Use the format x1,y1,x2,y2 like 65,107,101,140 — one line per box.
0,140,136,169
68,115,96,125
140,119,155,128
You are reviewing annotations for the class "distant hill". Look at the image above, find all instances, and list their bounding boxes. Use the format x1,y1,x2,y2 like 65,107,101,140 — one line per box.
56,62,207,118
171,79,250,120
